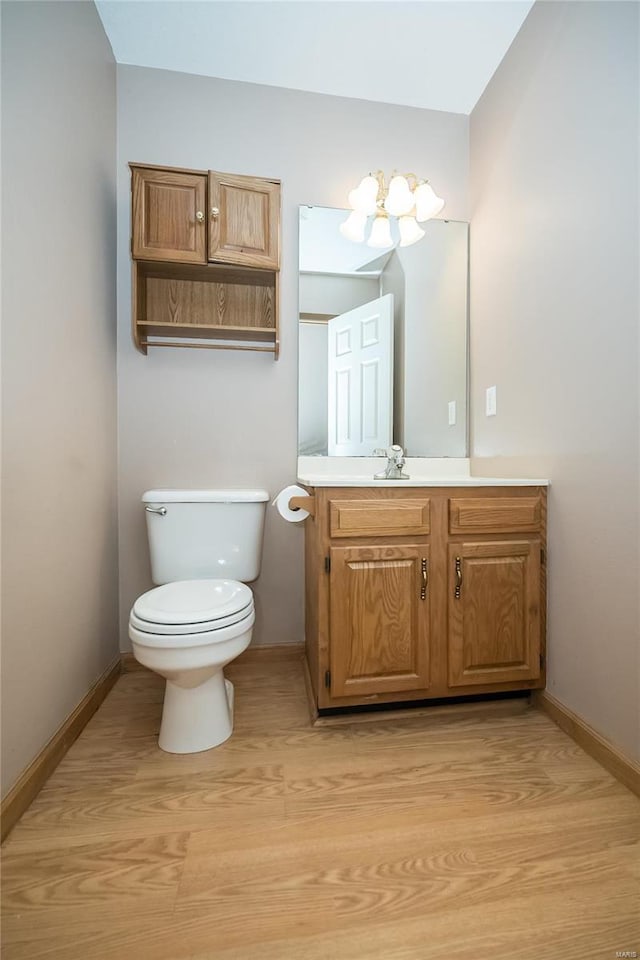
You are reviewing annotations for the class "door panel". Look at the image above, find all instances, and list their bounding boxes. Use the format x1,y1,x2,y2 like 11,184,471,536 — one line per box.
209,172,280,269
132,168,207,263
330,544,430,697
448,540,541,686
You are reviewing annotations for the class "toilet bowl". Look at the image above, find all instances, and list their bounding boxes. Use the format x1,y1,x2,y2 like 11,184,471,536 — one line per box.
129,578,255,753
129,488,268,753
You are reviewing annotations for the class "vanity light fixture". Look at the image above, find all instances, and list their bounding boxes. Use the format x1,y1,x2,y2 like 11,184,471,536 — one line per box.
339,171,445,249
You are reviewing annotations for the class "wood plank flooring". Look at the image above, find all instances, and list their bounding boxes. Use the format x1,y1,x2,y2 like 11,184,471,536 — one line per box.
2,658,639,960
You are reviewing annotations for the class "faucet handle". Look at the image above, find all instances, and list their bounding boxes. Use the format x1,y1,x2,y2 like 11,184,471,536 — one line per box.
373,448,387,457
390,444,405,462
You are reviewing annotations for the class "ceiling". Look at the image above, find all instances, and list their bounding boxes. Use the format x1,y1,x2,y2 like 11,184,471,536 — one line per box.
95,0,534,115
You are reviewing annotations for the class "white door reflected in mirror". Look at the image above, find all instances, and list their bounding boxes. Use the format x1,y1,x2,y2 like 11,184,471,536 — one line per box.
328,295,393,456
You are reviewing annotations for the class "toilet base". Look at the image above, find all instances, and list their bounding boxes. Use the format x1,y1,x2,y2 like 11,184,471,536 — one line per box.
158,672,235,754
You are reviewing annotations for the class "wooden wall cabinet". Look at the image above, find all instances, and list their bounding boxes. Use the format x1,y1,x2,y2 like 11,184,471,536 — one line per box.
131,167,208,264
208,171,279,270
130,163,281,357
304,485,547,713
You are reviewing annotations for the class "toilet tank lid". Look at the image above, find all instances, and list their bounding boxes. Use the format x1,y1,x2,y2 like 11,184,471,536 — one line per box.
142,489,269,504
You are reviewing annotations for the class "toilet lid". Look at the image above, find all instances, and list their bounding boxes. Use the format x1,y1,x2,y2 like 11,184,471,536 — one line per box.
129,603,253,636
132,579,253,628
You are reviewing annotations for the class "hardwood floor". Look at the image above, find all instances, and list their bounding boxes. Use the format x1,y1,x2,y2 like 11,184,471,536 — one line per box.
2,657,639,960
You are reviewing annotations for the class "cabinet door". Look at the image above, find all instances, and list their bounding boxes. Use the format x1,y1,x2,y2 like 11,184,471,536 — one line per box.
448,540,541,687
208,171,280,269
131,168,207,263
330,544,430,698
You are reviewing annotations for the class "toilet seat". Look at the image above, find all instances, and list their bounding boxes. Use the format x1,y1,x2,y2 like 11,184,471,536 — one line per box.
130,607,255,648
130,579,253,636
130,604,253,635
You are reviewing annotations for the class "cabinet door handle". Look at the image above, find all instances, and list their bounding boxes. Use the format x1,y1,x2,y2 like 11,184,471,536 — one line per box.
454,556,462,599
195,210,205,223
210,207,220,219
420,558,428,600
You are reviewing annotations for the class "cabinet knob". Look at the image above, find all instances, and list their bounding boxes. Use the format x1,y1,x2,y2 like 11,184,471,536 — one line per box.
210,207,220,219
195,211,205,223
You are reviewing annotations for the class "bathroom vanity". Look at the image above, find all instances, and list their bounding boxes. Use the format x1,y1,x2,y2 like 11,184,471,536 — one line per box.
296,206,548,715
300,473,547,713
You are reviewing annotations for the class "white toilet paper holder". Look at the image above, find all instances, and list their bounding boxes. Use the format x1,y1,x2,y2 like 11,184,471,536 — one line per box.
289,492,315,517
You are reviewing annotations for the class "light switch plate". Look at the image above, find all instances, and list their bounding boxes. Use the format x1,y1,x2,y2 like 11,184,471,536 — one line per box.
448,400,456,426
486,385,497,417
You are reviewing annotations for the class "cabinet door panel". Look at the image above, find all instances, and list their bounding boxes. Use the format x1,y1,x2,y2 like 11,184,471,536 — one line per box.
448,540,541,687
330,544,430,698
132,168,207,263
209,172,280,269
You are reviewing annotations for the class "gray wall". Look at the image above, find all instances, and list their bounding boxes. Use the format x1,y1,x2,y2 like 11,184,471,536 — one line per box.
299,274,380,318
392,222,468,457
380,252,407,448
470,1,639,758
117,66,469,651
298,323,329,456
1,2,118,795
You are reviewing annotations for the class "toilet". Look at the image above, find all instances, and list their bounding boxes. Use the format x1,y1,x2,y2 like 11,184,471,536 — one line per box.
128,488,268,754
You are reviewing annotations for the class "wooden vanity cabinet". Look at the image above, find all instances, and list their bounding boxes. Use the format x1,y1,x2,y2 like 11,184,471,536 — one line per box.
130,163,281,356
446,494,544,689
303,485,547,713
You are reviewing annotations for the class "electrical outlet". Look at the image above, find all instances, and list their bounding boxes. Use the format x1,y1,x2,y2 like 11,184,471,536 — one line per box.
448,400,456,426
486,385,497,417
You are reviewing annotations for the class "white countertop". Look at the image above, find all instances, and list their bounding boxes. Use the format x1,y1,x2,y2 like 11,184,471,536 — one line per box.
297,456,549,488
298,476,549,487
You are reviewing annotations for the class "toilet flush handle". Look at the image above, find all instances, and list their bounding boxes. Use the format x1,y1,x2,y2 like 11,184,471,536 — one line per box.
145,505,167,516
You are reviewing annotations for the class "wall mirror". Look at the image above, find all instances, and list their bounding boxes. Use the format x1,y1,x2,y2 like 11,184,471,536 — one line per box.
298,206,469,458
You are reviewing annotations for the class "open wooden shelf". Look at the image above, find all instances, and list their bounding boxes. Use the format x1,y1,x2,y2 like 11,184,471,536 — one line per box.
133,260,279,358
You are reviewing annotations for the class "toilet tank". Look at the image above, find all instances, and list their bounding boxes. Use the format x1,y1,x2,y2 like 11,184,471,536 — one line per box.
142,489,269,585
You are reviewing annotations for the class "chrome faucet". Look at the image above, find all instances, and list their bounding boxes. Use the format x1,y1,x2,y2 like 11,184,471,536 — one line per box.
374,445,410,480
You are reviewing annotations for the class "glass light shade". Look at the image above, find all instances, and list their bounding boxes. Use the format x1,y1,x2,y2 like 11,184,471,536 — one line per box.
398,216,425,247
348,187,377,216
349,175,379,215
357,174,380,203
384,175,415,216
339,210,367,243
414,182,445,222
367,215,393,249
358,175,380,200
